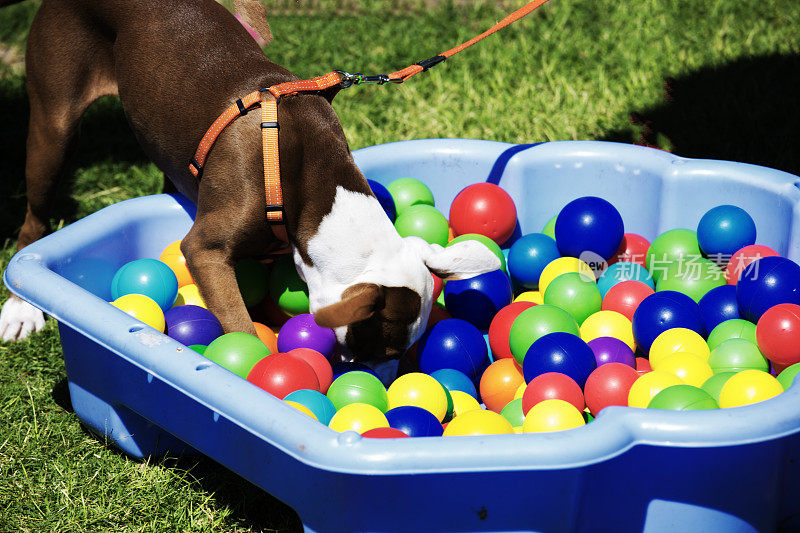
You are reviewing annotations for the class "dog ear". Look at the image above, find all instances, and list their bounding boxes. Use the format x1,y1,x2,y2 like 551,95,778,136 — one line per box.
314,283,386,328
233,0,273,47
404,236,501,281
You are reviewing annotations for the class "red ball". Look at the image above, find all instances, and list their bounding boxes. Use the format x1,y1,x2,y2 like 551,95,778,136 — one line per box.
601,280,655,321
488,302,536,359
426,305,452,331
522,372,585,414
608,233,650,267
725,244,779,285
246,353,320,398
362,427,410,438
756,303,800,366
584,362,640,416
432,272,444,301
286,347,333,394
635,357,652,376
449,183,517,245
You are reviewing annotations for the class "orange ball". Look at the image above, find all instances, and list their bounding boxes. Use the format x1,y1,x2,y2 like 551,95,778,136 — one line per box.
479,358,525,413
159,240,194,287
253,322,279,354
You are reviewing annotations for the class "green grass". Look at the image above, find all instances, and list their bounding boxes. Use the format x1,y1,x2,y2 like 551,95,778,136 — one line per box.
1,0,799,531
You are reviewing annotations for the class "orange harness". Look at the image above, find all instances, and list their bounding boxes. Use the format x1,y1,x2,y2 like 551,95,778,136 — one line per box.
189,0,550,229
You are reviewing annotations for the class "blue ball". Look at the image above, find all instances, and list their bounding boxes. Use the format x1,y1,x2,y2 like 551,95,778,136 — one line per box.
331,362,380,381
632,291,706,353
283,389,337,425
507,233,561,290
522,332,596,387
430,368,478,399
736,256,800,323
385,405,443,437
443,269,513,330
111,258,179,311
367,179,396,222
418,318,489,380
697,205,756,257
555,196,624,261
596,261,655,298
698,285,740,333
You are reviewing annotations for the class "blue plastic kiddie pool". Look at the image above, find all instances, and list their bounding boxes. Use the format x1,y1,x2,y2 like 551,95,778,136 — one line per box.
5,139,800,532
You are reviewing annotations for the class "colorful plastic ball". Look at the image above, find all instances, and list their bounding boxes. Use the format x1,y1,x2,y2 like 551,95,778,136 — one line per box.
234,258,269,308
514,383,527,400
584,363,640,415
587,337,635,368
362,427,409,438
332,362,380,381
441,386,455,423
367,179,396,222
450,390,482,417
541,215,557,240
596,262,654,298
725,244,779,284
326,371,388,412
718,369,783,408
111,293,166,331
394,205,450,246
555,196,624,262
287,348,333,394
386,177,434,216
601,280,654,321
284,389,336,425
645,229,701,283
430,368,478,399
387,373,448,422
656,258,726,303
756,303,800,366
708,338,768,374
173,283,206,308
329,403,390,434
701,372,737,403
508,305,580,365
268,258,309,316
277,313,336,357
697,205,757,258
627,371,684,408
737,256,800,323
159,240,193,287
448,234,507,273
522,372,584,414
205,332,271,379
164,304,223,346
522,399,585,433
522,332,597,387
648,328,710,370
632,291,706,353
479,358,525,413
247,353,320,398
500,398,525,428
449,183,517,245
657,353,713,387
543,273,602,325
538,257,596,296
417,318,489,380
253,322,279,354
698,285,740,333
514,291,543,305
443,408,513,436
284,400,318,420
635,357,652,375
608,233,651,268
488,302,536,360
384,405,443,437
647,384,718,410
443,269,513,330
580,310,635,352
707,318,757,351
111,258,179,311
189,344,206,354
507,233,561,289
777,362,800,390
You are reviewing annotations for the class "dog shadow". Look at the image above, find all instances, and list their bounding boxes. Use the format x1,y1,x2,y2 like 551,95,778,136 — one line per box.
600,52,800,177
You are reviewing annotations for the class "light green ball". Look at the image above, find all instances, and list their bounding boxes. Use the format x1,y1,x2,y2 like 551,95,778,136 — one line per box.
707,319,757,351
708,338,768,374
543,272,602,325
386,178,435,215
645,229,701,282
542,215,557,240
394,205,449,246
448,233,506,273
655,257,725,303
777,362,800,391
508,304,580,365
269,257,310,316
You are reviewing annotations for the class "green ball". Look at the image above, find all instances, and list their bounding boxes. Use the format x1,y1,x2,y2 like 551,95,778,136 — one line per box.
647,384,719,410
235,258,269,307
584,411,595,423
701,372,737,402
394,205,449,246
268,257,309,316
386,177,435,216
656,258,725,303
777,362,800,391
500,398,526,427
204,332,270,379
189,344,207,354
542,215,557,240
708,338,768,374
707,319,757,351
448,233,506,273
442,385,455,424
326,371,388,412
543,272,602,325
645,229,701,282
508,304,580,365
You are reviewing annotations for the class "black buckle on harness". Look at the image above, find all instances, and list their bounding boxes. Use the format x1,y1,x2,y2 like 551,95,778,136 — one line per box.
415,55,446,71
265,204,284,223
236,98,248,115
261,122,279,129
189,157,203,179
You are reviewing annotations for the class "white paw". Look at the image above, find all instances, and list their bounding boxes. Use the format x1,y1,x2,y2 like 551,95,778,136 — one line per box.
0,296,46,341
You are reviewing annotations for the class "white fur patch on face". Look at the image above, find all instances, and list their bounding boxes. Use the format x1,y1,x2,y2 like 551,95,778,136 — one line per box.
0,296,46,341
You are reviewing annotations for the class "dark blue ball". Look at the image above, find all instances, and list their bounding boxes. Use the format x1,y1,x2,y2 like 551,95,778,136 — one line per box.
430,368,478,399
736,256,800,323
698,285,740,333
418,318,489,380
555,196,624,261
385,405,443,437
632,291,706,353
697,205,756,257
508,233,561,290
164,304,224,346
367,179,396,222
443,269,513,330
331,362,380,381
522,332,596,387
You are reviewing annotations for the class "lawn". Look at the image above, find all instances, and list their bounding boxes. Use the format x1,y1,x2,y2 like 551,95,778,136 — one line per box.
1,0,799,531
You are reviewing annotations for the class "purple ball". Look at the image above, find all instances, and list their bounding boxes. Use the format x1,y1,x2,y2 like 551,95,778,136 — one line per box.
277,313,336,357
587,337,635,368
164,305,224,346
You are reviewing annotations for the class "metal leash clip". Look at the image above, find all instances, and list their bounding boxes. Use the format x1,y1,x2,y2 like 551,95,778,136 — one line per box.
334,70,402,88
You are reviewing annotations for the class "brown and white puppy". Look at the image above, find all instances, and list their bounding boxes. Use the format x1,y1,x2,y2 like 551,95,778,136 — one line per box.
0,0,499,360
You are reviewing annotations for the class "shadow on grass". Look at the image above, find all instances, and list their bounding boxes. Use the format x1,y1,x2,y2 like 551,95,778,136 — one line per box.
602,52,800,177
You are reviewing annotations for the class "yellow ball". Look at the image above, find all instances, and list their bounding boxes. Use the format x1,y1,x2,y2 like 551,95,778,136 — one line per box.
512,425,523,434
284,400,318,421
627,371,683,408
443,409,513,436
718,370,784,408
580,310,635,351
657,353,713,387
328,403,389,433
538,257,596,295
649,328,710,369
513,383,527,400
173,283,207,308
522,399,585,433
387,373,448,422
514,291,544,305
450,390,482,417
111,294,166,332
